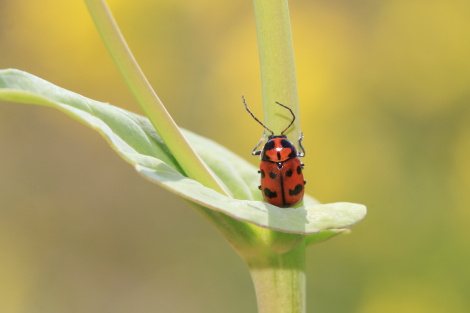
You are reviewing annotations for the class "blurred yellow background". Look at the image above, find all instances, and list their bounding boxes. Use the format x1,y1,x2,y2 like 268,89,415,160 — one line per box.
1,0,470,312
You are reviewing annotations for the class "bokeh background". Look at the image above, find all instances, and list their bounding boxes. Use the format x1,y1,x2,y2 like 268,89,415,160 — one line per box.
1,0,470,312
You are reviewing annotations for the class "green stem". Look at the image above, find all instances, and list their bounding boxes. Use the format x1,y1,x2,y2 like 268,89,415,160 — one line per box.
247,244,306,313
253,0,301,138
84,0,259,261
251,1,307,312
84,0,230,196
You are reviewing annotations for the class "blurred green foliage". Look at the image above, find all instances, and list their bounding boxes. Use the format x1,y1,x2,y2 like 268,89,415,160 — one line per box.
1,0,469,312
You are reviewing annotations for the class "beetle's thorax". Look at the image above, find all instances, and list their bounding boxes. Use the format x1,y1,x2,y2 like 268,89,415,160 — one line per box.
261,136,298,162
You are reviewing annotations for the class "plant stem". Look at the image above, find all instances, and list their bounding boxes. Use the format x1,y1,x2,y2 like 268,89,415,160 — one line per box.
84,0,259,258
84,0,230,196
251,1,307,312
253,0,301,138
247,243,306,313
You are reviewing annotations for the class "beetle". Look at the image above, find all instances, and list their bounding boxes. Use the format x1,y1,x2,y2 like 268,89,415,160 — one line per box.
243,96,306,208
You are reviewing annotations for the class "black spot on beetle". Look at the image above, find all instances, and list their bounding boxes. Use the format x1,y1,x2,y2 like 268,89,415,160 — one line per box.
260,169,265,178
289,184,303,196
269,172,277,179
280,139,297,158
264,188,278,199
280,139,292,148
263,140,275,152
285,169,293,177
296,165,302,175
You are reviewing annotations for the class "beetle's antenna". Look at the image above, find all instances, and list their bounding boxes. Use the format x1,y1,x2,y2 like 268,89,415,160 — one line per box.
242,95,274,135
276,101,296,135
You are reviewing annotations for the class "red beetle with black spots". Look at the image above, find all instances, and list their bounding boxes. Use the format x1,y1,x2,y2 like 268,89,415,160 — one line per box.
243,96,306,208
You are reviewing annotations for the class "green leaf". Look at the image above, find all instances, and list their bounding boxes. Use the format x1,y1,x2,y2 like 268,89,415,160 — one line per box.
0,69,366,235
304,229,350,246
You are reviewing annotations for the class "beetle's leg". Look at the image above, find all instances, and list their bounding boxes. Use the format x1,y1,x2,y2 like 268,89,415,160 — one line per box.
297,132,306,157
252,133,265,156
